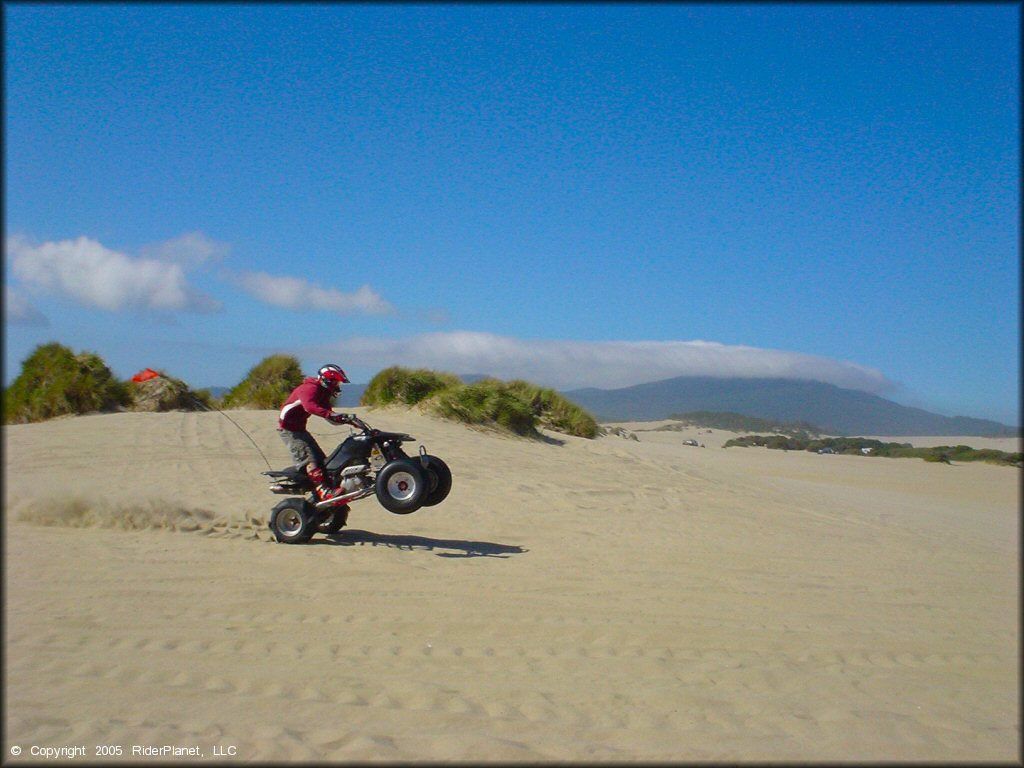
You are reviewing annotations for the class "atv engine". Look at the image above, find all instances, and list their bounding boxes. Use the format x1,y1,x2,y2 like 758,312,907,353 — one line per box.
338,464,370,493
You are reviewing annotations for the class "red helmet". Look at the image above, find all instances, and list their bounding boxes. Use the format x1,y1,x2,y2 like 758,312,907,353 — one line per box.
317,363,349,392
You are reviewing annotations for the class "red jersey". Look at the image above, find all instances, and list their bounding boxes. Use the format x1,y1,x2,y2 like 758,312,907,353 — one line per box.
278,377,335,431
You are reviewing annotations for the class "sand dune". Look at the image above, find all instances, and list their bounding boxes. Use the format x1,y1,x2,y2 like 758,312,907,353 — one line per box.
4,408,1019,761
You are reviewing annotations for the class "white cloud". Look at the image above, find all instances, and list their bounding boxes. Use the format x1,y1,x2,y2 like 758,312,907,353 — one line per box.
234,271,394,315
139,231,230,266
4,286,50,326
315,331,896,393
6,234,220,313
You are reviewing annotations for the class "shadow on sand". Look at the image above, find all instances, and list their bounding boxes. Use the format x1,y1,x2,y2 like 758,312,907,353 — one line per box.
317,529,528,558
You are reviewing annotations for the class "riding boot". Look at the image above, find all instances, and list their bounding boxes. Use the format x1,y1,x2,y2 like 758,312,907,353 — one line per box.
308,466,343,501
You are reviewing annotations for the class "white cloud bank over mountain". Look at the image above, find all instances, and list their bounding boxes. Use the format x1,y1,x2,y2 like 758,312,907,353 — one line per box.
318,331,896,394
7,234,221,313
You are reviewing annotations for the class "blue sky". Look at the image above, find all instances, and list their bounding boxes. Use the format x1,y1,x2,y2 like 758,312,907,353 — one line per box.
4,3,1020,425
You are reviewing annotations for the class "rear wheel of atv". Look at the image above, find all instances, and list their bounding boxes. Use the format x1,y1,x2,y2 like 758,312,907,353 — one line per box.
375,459,427,514
269,498,317,544
318,504,350,534
421,455,452,507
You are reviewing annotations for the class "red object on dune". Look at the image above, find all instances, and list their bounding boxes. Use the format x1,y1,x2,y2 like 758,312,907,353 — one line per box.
131,368,161,383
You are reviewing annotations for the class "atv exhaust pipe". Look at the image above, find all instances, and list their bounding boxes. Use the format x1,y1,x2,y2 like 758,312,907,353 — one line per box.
314,485,376,510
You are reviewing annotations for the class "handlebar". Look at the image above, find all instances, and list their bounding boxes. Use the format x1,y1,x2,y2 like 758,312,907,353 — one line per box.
335,414,413,443
335,414,371,433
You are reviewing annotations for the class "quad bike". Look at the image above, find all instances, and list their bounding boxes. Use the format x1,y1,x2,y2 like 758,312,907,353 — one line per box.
262,415,452,544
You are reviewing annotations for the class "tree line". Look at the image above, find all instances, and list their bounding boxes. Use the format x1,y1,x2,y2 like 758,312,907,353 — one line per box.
723,434,1022,467
3,343,600,439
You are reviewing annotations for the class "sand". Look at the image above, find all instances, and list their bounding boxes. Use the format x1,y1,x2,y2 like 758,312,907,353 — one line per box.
4,408,1019,762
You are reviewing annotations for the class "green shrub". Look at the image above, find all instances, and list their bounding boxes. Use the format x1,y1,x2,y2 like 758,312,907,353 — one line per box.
222,354,304,409
3,342,130,424
192,388,214,409
432,378,538,436
724,433,1021,467
504,379,599,438
361,366,461,407
360,366,599,439
960,448,1022,466
669,411,823,437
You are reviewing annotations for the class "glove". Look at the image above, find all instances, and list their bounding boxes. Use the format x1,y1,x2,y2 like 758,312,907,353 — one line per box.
328,412,351,425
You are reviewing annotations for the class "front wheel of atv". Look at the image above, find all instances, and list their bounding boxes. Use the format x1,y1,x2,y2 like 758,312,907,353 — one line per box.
421,455,452,507
375,459,427,514
269,498,317,544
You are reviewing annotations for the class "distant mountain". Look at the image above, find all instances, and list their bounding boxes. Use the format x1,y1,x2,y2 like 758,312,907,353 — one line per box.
562,376,1020,437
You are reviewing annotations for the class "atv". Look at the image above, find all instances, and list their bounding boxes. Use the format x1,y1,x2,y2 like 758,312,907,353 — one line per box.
262,415,452,544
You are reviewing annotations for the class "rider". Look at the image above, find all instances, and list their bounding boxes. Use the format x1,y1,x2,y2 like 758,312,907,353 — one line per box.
278,364,358,501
